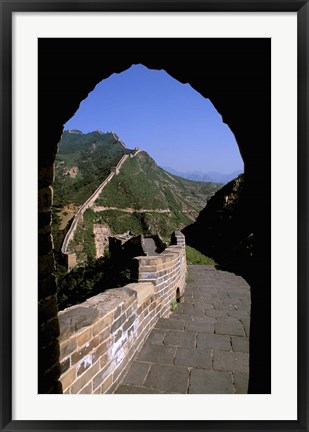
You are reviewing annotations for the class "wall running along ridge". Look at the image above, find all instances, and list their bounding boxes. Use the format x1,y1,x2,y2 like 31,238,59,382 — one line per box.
58,231,186,394
61,153,130,269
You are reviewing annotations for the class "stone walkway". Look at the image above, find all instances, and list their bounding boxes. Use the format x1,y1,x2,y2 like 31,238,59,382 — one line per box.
115,265,251,394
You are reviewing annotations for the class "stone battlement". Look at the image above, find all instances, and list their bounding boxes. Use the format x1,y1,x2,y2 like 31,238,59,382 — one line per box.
58,232,186,394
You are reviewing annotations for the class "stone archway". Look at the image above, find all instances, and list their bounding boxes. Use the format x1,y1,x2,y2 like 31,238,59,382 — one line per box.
38,38,270,393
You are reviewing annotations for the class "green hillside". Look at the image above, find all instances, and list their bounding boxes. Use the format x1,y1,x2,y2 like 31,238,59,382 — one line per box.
53,130,127,207
52,130,222,266
97,152,219,215
52,130,128,253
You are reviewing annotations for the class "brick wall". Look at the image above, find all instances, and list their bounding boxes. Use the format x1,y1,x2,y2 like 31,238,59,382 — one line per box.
38,163,63,393
58,232,186,394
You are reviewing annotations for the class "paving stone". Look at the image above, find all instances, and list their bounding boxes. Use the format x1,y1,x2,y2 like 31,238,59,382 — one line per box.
191,303,207,313
181,303,196,315
191,315,216,324
146,328,166,344
227,292,250,301
115,385,163,394
189,369,234,394
233,302,251,313
213,351,249,373
171,313,187,320
155,318,185,330
191,294,214,303
233,372,249,393
213,302,236,312
114,265,251,395
185,319,214,334
197,334,231,351
163,330,196,347
240,318,250,337
206,309,228,318
215,318,245,336
231,337,249,353
137,342,176,365
174,347,212,369
227,310,250,319
144,364,189,393
123,361,151,386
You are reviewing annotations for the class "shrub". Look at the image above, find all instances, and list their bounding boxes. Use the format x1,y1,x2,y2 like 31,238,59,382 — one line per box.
185,245,215,265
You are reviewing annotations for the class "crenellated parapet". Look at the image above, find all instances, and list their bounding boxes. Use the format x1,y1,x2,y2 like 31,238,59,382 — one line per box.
58,232,186,394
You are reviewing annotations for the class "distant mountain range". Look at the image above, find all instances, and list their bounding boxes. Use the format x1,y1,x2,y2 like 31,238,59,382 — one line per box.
161,166,243,184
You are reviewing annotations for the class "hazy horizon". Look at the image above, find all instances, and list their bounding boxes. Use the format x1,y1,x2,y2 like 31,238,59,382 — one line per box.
65,64,244,175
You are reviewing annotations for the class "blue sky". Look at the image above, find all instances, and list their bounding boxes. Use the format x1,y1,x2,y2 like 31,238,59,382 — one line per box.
65,64,243,174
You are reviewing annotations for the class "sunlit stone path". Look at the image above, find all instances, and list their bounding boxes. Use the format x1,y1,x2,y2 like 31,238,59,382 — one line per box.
115,265,251,394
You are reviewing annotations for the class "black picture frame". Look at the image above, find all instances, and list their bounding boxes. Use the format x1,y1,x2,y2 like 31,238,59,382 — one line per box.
1,1,308,431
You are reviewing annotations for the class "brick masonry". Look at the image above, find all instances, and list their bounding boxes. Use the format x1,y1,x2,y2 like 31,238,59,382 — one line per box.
58,231,187,394
38,162,62,394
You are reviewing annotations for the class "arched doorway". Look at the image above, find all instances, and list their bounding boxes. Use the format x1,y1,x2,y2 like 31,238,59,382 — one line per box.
38,38,271,394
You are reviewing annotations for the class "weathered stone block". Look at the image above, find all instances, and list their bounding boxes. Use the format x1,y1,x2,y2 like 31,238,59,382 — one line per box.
146,328,166,345
163,330,196,348
114,328,123,343
233,372,249,393
137,342,176,365
123,315,135,333
155,318,185,330
174,347,212,369
144,364,189,393
93,312,113,336
111,314,127,333
231,336,249,353
77,327,92,347
215,318,245,337
60,357,70,375
197,333,231,351
213,351,249,373
71,361,100,394
99,327,112,344
71,335,100,365
123,293,136,309
93,360,115,391
58,306,98,341
113,305,123,320
123,361,150,386
189,369,234,394
100,374,113,393
185,320,214,334
60,337,77,360
125,282,154,305
79,382,92,394
92,342,109,364
76,354,93,376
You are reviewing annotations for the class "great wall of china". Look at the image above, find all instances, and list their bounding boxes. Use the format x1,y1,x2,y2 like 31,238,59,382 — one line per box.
61,135,142,270
58,231,186,394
